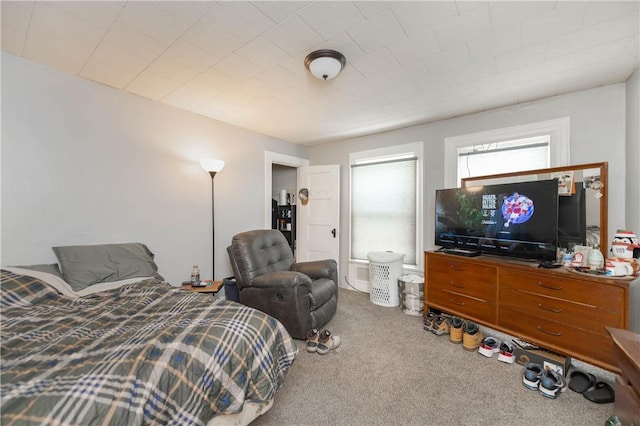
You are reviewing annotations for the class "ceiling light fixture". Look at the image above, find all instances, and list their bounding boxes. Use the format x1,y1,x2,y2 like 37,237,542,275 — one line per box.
304,49,346,81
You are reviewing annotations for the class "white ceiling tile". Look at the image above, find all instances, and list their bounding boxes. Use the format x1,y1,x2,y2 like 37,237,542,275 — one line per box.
181,20,243,61
388,30,440,65
102,21,167,62
204,2,275,43
49,1,124,29
452,58,497,84
126,70,183,100
495,41,547,73
21,41,85,74
263,14,323,56
251,1,311,24
488,1,555,30
151,1,216,26
347,9,406,53
393,1,458,35
80,56,138,89
214,53,264,82
454,1,489,16
350,48,400,79
422,44,471,76
162,80,222,110
298,1,364,40
235,36,291,69
432,3,492,49
194,67,242,92
521,2,588,47
1,27,26,56
162,40,219,73
1,1,33,34
147,55,200,84
582,1,640,27
467,25,522,62
117,2,189,45
414,72,456,94
353,1,399,20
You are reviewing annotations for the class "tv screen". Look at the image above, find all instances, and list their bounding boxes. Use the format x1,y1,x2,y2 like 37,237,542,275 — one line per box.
435,179,559,261
557,183,586,249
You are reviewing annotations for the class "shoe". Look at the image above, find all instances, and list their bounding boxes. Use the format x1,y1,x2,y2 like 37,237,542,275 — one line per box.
462,321,483,351
497,341,515,364
317,329,341,355
306,328,320,353
449,316,464,344
522,363,543,390
478,336,501,357
568,370,596,394
538,368,567,399
432,315,450,336
423,311,436,332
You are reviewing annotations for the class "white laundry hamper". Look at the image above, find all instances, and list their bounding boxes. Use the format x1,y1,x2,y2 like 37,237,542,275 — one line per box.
367,251,405,307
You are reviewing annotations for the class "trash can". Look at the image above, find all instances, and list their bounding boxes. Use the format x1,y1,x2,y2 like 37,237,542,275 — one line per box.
223,276,240,302
367,251,405,307
398,274,424,316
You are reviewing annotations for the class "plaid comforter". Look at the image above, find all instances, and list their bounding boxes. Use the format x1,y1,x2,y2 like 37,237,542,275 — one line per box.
0,270,297,425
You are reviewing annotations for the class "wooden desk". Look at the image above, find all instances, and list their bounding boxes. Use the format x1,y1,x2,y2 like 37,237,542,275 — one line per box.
181,280,224,294
607,327,640,425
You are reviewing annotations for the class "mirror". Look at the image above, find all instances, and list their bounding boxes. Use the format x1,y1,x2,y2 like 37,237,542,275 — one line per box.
462,162,608,257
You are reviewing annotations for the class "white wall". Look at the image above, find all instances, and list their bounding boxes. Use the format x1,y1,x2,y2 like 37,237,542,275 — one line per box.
0,53,306,285
308,83,629,280
626,68,640,235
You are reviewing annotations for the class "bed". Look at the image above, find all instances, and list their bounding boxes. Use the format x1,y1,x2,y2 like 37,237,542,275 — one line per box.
0,243,298,425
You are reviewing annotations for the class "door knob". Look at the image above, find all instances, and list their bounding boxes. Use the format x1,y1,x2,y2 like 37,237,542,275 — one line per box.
331,228,336,238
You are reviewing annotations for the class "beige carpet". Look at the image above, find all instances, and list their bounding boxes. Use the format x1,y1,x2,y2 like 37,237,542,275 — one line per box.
252,288,615,426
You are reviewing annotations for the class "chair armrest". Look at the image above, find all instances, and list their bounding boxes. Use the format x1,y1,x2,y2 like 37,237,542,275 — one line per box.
251,271,312,289
292,259,338,282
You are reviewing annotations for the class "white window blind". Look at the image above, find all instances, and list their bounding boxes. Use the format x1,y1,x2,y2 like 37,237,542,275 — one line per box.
457,135,550,182
351,157,417,264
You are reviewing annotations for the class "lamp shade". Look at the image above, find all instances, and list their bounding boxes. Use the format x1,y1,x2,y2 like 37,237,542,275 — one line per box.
200,158,225,173
304,49,346,80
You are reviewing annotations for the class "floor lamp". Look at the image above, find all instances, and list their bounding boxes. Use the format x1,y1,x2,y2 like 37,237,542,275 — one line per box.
200,158,225,280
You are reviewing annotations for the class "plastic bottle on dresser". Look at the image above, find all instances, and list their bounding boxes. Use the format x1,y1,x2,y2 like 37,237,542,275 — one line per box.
191,264,200,286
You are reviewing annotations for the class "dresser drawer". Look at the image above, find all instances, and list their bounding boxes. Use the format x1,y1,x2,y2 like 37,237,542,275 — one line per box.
500,307,615,367
427,287,496,324
428,256,497,286
499,269,623,312
428,270,496,302
500,286,622,336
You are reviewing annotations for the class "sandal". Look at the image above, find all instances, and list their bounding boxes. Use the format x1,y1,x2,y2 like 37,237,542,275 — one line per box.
583,381,615,404
568,370,596,394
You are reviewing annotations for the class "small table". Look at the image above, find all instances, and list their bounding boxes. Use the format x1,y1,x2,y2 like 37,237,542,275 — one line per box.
182,280,224,295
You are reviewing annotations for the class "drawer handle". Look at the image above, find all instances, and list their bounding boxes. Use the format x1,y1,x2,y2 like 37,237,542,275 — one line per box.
449,264,466,271
449,281,465,289
537,303,562,313
450,298,465,306
537,326,562,337
537,282,563,291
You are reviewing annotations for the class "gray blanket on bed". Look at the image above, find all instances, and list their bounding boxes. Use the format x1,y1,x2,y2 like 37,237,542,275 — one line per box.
0,270,297,425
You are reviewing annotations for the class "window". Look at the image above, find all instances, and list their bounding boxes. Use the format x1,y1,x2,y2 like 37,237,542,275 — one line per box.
349,142,423,267
444,118,570,187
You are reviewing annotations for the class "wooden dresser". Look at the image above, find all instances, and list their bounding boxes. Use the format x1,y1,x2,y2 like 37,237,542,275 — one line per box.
424,251,633,372
607,327,640,425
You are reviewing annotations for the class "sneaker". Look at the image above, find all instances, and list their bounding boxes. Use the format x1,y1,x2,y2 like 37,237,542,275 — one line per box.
462,321,483,351
478,336,501,357
317,329,341,355
449,316,464,344
423,311,436,332
497,341,516,364
306,328,320,353
523,363,543,390
432,315,450,336
538,369,567,399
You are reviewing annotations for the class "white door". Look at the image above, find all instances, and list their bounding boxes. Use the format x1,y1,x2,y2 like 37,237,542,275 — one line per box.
296,165,340,264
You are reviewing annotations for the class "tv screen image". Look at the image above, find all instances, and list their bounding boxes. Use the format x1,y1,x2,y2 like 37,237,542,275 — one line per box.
435,179,559,261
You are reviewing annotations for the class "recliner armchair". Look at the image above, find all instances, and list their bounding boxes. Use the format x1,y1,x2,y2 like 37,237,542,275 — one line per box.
227,229,338,339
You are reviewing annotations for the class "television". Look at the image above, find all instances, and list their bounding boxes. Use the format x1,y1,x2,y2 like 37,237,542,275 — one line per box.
557,184,587,249
435,179,559,261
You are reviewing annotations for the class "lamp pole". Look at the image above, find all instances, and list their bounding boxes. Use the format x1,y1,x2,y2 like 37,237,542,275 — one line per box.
200,159,225,280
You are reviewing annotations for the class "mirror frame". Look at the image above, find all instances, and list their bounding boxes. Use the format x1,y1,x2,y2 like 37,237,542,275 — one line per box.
461,162,608,257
